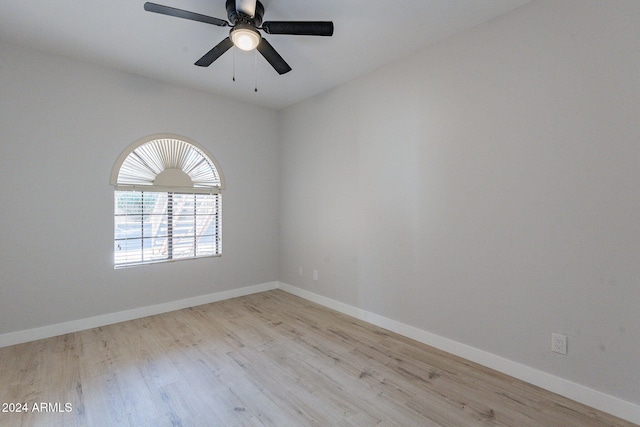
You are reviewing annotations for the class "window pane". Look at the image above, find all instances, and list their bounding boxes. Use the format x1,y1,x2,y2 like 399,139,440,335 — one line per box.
142,214,168,239
114,190,221,267
115,216,142,240
115,238,142,264
196,196,217,215
173,216,194,235
144,192,164,213
196,217,217,236
115,192,144,216
196,234,217,256
143,237,168,262
173,236,195,258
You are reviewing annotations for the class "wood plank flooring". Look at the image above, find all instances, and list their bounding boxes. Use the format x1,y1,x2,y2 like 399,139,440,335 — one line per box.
0,290,636,426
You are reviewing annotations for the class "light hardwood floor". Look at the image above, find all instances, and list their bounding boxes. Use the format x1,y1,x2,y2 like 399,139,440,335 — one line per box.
0,290,636,426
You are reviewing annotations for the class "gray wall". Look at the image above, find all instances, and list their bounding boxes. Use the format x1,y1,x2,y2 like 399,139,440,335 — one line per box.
279,0,640,405
0,42,280,333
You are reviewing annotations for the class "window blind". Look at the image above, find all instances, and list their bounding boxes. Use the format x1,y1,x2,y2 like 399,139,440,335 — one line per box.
114,191,221,267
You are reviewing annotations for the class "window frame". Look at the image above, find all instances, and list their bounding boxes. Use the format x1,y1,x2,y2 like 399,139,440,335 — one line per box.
111,134,224,268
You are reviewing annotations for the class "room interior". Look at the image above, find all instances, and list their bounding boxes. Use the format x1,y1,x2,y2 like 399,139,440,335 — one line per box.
1,0,639,424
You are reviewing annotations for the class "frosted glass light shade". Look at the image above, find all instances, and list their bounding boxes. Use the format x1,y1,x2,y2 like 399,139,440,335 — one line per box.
231,27,260,51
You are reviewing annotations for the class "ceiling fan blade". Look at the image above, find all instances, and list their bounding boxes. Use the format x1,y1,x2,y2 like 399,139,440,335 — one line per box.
144,2,228,27
262,21,333,36
195,37,234,67
256,38,292,75
236,0,257,17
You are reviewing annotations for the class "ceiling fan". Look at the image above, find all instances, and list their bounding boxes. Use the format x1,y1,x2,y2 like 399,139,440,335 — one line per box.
143,0,334,75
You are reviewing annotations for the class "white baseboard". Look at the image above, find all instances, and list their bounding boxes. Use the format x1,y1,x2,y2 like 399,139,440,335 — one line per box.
0,281,279,348
2,280,637,424
277,282,640,425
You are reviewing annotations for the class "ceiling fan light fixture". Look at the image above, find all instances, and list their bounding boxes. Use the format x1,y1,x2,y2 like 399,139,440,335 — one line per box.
144,1,333,75
231,25,261,51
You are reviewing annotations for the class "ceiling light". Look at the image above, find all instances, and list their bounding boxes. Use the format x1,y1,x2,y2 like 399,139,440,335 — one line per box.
231,25,261,51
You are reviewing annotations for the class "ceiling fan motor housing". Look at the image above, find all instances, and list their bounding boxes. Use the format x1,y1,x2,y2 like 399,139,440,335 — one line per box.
226,0,264,26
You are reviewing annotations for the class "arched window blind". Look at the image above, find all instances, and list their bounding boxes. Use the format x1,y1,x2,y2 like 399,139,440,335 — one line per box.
111,135,224,193
111,135,225,267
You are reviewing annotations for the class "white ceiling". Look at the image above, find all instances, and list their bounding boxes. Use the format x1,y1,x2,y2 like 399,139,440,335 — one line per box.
0,0,531,110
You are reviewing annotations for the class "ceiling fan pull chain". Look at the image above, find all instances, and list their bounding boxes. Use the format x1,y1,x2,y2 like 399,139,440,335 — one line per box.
232,46,236,82
254,49,258,92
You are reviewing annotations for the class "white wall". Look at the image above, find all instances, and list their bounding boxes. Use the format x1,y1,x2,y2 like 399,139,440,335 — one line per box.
0,42,280,334
279,0,640,407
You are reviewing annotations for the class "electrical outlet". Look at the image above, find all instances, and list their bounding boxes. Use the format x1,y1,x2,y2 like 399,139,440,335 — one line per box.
551,333,567,355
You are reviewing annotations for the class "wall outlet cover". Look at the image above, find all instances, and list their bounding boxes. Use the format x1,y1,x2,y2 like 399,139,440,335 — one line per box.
552,333,568,355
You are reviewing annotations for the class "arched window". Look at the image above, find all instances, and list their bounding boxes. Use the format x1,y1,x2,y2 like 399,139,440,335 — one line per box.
110,134,225,267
